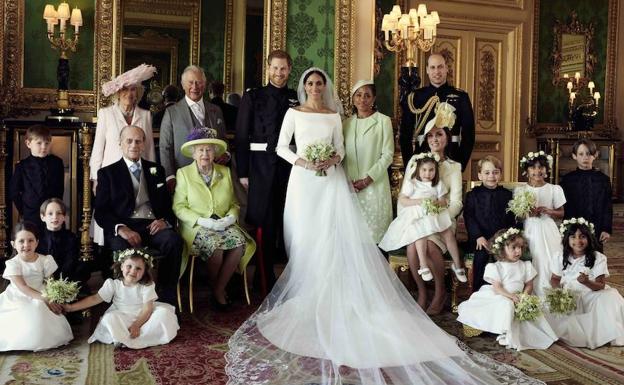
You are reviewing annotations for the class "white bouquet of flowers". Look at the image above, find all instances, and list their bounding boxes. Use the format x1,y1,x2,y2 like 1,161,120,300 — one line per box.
544,288,577,315
41,276,80,304
304,142,335,176
507,190,537,219
514,293,542,321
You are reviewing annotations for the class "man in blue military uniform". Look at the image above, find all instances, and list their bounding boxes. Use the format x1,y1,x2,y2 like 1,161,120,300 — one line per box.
236,50,299,291
400,53,475,171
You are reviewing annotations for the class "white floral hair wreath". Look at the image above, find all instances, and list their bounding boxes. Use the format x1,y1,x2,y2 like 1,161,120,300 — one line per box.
413,151,440,163
491,227,522,253
113,248,154,268
559,217,595,236
519,150,554,174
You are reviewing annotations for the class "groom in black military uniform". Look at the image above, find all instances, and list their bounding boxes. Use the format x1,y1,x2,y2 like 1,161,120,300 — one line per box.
400,53,475,171
236,50,299,291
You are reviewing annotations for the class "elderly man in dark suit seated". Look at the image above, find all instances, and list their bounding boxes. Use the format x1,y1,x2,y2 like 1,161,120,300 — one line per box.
94,125,182,305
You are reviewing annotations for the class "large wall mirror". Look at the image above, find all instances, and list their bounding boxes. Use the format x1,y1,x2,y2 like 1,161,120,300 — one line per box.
551,11,597,86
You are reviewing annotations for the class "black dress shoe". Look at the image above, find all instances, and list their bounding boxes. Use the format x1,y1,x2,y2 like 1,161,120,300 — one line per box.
211,296,232,312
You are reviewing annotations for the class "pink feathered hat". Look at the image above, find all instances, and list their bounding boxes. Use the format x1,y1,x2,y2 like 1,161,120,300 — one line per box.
102,64,157,97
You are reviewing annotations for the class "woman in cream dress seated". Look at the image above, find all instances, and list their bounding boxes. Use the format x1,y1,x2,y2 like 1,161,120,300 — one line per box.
173,127,255,309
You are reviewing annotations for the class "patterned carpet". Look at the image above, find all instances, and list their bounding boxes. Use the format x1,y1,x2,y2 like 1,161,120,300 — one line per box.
0,213,622,385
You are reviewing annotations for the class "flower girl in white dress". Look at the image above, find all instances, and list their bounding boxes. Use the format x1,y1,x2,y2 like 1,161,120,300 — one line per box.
64,248,179,349
457,227,558,350
0,222,73,351
549,218,624,349
379,152,466,284
514,151,566,296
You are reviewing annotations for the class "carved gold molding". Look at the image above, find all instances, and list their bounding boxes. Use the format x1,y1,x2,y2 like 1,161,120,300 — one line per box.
223,0,234,93
0,124,7,258
95,0,115,109
528,0,618,136
334,0,355,113
262,0,288,84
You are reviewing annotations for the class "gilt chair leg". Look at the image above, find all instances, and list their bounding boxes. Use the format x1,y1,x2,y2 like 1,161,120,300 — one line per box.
243,268,251,305
189,255,196,314
176,281,183,313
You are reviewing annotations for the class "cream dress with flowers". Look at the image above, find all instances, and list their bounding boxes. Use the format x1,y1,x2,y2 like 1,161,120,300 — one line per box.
457,260,558,351
547,252,624,348
0,254,73,351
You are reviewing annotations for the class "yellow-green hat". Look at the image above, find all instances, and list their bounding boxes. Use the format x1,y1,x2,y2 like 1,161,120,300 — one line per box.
180,127,227,158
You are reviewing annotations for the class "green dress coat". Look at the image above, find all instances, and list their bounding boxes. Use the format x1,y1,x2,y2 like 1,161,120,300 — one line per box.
343,111,394,242
173,162,256,277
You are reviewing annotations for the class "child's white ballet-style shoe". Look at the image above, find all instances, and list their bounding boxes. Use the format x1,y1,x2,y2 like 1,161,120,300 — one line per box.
496,334,508,346
451,263,468,283
418,268,433,281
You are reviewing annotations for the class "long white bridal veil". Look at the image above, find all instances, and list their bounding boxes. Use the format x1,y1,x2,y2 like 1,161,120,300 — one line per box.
296,67,345,115
225,68,543,385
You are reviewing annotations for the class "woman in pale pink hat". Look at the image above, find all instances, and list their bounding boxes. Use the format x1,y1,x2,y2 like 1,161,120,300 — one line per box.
90,64,157,245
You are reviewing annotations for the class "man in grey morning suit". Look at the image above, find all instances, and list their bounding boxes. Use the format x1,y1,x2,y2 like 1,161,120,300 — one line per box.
160,65,227,192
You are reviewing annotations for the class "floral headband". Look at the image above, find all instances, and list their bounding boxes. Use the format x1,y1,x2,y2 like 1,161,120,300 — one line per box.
559,217,595,236
414,152,440,163
519,150,554,172
492,227,522,253
112,248,154,268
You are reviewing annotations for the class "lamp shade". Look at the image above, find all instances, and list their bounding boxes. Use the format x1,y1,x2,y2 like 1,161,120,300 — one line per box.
43,4,56,19
57,2,70,19
391,5,401,18
70,8,83,26
417,4,427,17
431,11,440,24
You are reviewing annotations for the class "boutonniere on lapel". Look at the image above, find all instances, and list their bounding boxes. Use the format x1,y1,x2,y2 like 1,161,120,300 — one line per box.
212,171,223,183
149,167,158,176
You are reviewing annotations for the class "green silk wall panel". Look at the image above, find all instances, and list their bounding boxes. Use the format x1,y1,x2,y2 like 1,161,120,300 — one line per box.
286,0,335,89
200,0,225,83
23,0,95,90
537,0,608,124
374,0,397,117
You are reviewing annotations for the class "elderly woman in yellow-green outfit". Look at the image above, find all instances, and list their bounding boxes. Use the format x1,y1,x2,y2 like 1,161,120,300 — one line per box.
173,127,255,309
343,80,394,243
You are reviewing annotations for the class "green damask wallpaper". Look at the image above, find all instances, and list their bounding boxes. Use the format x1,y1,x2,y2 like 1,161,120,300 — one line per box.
537,0,608,124
374,0,397,117
23,0,95,90
286,0,335,89
200,0,225,83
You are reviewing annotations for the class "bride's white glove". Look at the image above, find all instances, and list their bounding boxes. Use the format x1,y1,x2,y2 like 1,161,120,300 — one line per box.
197,217,226,231
217,214,237,229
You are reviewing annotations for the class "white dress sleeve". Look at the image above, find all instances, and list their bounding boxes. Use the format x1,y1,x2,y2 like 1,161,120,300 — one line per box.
551,184,566,209
90,108,109,180
276,109,299,165
483,263,501,284
400,180,415,196
523,261,537,282
142,283,158,303
550,252,564,277
97,278,117,303
436,180,448,198
590,252,609,278
42,254,58,278
332,114,345,160
2,258,21,278
444,161,463,218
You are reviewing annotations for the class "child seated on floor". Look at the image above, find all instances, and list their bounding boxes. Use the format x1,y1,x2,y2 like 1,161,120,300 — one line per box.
63,248,179,349
457,227,557,351
0,222,73,351
548,218,624,349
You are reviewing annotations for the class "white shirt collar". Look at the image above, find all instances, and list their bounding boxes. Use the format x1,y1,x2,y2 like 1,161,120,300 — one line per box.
122,157,141,169
185,95,204,110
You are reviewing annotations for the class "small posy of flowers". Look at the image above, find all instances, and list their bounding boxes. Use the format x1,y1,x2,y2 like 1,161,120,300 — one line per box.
422,198,444,215
559,217,595,235
519,150,554,174
304,142,335,176
42,276,80,304
544,287,577,315
506,190,537,219
514,293,542,321
491,227,521,253
413,152,440,162
113,247,154,268
149,167,158,176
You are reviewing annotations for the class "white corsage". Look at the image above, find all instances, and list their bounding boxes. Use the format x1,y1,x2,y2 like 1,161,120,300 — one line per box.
149,167,158,176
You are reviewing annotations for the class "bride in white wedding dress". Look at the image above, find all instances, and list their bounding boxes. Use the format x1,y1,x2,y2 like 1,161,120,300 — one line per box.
226,67,543,385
